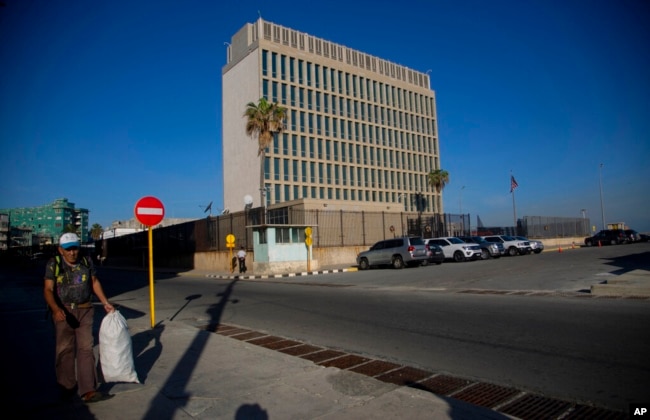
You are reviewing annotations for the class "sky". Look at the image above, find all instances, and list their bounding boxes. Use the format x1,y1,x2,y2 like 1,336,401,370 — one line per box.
1,0,649,232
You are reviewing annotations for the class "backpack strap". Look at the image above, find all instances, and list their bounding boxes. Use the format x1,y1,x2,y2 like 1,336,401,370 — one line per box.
55,255,89,276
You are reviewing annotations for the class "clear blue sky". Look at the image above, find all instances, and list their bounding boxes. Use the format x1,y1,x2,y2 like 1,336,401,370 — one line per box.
1,0,649,232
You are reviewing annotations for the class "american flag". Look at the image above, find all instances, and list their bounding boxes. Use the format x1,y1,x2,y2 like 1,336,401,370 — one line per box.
510,175,519,193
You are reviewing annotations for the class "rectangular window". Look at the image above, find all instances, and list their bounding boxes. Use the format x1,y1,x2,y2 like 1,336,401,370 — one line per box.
277,227,291,243
262,50,269,76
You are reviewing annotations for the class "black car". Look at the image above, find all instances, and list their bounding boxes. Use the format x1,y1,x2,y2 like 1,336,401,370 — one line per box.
584,229,627,246
426,243,445,265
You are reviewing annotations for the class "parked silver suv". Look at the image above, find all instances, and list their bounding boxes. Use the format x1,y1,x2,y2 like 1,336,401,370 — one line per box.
357,237,429,270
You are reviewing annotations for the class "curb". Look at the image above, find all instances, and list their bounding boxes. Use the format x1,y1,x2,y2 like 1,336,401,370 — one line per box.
205,266,358,280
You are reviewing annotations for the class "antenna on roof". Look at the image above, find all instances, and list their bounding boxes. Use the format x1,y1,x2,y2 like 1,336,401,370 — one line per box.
199,201,213,215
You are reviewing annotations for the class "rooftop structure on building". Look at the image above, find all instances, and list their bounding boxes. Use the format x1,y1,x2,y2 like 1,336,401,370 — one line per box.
222,18,443,215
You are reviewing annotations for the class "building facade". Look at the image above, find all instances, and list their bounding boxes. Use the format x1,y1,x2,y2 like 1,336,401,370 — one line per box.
222,19,443,215
0,198,90,246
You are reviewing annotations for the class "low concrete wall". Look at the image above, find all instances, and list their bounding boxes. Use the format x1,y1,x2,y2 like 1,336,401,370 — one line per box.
191,236,589,272
539,236,586,250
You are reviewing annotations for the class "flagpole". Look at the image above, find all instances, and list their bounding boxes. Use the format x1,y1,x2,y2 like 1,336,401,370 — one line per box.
512,188,517,227
510,171,517,228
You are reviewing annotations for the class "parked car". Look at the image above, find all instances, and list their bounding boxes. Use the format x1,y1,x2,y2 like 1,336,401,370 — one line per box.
357,236,429,270
426,243,445,265
483,235,532,256
458,236,504,259
624,229,641,243
640,233,650,242
514,236,544,254
425,237,482,262
584,230,627,246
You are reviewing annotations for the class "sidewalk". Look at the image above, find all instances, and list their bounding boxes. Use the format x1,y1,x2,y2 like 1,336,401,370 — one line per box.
28,296,512,420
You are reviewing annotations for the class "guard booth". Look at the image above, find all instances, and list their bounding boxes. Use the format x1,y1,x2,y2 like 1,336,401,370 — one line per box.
249,224,317,275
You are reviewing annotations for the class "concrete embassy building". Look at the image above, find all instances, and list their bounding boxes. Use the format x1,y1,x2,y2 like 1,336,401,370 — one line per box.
222,18,443,215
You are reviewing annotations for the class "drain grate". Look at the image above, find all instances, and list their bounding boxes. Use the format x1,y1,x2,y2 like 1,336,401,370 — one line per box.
375,366,433,386
260,339,302,350
415,374,473,395
300,349,346,363
562,404,628,419
348,360,401,377
216,326,251,336
230,331,267,341
451,382,522,408
246,335,285,346
499,394,572,419
318,354,371,369
204,323,627,418
279,344,323,356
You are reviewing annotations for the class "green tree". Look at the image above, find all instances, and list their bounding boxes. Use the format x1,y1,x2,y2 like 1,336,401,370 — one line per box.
90,223,103,240
244,97,287,211
63,224,77,233
427,169,450,194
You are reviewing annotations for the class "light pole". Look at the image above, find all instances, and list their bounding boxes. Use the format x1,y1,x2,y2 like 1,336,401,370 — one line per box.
598,163,606,230
459,186,465,235
581,209,587,235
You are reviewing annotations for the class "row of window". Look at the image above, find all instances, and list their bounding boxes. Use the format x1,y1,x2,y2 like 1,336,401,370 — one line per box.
269,135,435,170
261,23,430,89
264,81,435,136
261,50,433,116
272,112,437,155
264,158,435,196
263,182,438,213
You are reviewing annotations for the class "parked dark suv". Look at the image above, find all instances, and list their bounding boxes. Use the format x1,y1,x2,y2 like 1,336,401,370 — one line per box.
584,230,627,246
357,237,429,269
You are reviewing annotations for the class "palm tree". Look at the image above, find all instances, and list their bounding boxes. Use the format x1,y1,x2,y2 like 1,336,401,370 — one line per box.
427,169,450,194
90,223,103,240
244,97,287,213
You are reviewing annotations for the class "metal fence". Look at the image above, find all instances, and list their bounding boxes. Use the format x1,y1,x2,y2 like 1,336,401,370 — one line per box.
92,208,589,267
520,216,591,238
203,207,472,250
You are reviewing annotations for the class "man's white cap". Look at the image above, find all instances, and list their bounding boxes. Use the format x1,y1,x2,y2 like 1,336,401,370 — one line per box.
59,233,80,249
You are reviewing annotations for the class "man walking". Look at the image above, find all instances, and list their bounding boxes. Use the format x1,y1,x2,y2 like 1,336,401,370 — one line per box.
44,233,115,403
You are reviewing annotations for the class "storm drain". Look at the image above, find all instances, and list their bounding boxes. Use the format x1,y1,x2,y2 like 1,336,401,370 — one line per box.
451,382,522,408
201,323,626,419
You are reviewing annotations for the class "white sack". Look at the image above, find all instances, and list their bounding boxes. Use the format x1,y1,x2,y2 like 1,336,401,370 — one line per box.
99,311,139,383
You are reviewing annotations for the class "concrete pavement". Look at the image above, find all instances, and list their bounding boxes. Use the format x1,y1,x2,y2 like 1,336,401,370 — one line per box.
9,271,513,420
3,257,639,419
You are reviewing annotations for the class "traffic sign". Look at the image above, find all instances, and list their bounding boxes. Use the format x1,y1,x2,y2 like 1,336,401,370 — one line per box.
134,196,165,226
226,234,235,248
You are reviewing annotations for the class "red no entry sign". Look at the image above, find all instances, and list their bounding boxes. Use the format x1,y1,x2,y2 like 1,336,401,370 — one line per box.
134,196,165,226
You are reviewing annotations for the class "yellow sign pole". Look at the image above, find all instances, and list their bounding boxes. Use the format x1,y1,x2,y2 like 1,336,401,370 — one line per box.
305,227,313,272
148,226,155,328
226,234,236,272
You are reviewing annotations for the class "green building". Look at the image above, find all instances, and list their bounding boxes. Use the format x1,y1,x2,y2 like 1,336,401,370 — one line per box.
0,198,90,246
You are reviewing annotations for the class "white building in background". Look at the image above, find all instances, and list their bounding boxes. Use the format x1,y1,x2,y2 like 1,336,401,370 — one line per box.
222,18,443,215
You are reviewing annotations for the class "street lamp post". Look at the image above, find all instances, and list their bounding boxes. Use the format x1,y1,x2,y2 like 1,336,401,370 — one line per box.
459,186,465,235
598,163,606,230
581,209,587,236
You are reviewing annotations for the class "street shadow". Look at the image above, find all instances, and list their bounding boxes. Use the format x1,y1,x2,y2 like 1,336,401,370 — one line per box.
600,251,650,274
140,278,251,420
170,294,202,321
235,403,269,419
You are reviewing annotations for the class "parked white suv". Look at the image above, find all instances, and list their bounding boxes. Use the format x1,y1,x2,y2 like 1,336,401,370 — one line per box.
425,237,482,262
483,235,532,256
